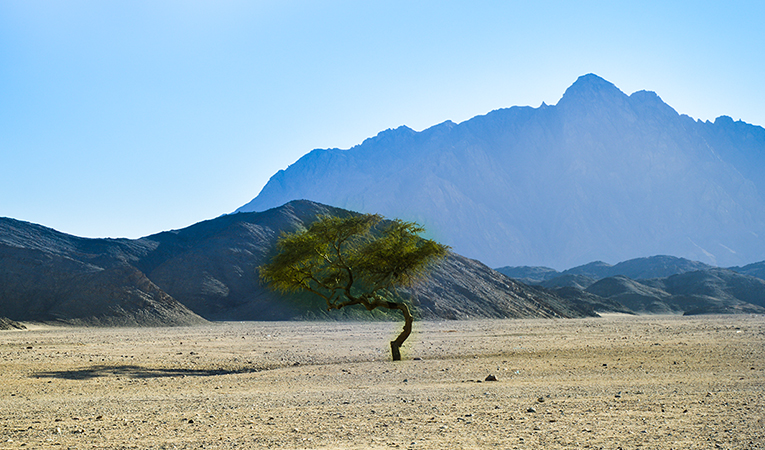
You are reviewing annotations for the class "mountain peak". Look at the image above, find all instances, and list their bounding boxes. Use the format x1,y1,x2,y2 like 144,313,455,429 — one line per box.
360,125,416,148
571,73,618,89
557,73,626,106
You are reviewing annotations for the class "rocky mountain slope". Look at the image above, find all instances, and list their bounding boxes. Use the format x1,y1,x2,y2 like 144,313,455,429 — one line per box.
0,201,598,325
0,317,25,330
0,220,206,327
237,74,765,269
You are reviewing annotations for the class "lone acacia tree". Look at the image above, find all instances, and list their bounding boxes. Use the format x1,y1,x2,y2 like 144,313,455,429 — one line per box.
259,213,448,361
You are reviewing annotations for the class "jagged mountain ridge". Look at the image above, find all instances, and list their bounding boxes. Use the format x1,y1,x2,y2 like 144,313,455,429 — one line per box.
583,270,765,315
497,255,765,315
729,261,765,281
496,255,717,285
0,201,597,325
238,74,765,269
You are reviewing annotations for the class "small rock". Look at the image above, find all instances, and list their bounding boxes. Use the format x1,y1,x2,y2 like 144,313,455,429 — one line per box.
485,375,498,382
537,397,545,403
527,407,536,413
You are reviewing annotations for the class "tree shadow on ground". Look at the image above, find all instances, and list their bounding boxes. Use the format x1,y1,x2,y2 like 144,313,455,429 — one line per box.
31,364,267,380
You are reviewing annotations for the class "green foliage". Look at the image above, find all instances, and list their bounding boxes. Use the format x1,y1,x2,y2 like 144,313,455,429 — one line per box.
259,213,448,312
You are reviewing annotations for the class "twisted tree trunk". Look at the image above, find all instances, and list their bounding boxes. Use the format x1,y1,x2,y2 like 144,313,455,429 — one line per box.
388,301,413,361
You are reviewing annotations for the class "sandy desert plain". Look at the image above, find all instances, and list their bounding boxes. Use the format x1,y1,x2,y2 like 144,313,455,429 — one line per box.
1,314,763,449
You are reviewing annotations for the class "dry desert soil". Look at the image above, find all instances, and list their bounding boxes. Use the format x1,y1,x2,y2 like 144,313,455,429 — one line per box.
1,314,764,449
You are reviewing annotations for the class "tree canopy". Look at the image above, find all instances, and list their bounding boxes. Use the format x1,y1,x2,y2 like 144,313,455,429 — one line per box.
259,213,448,360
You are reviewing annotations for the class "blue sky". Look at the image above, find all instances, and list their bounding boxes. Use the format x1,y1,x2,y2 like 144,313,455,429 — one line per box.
2,1,764,239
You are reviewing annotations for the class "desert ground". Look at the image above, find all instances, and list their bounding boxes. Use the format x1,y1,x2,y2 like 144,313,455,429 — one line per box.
1,314,763,449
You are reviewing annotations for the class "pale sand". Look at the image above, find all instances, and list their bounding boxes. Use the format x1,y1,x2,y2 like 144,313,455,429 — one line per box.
1,315,763,449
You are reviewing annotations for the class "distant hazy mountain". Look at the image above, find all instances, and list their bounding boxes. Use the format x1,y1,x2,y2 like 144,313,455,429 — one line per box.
585,276,675,314
496,255,716,286
493,266,559,285
540,274,596,290
563,256,715,281
497,255,765,314
729,261,765,281
0,201,595,325
238,74,765,269
584,270,765,315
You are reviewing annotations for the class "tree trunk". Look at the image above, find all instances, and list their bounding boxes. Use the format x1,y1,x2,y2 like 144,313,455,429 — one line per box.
388,302,413,361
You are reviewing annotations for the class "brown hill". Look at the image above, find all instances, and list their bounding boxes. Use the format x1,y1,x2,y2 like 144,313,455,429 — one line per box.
0,242,205,327
0,201,596,325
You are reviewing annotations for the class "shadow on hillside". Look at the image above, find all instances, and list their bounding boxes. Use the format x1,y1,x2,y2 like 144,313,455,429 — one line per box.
31,364,266,380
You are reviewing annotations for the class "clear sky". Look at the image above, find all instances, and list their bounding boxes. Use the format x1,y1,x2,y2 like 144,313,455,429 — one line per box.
2,1,764,239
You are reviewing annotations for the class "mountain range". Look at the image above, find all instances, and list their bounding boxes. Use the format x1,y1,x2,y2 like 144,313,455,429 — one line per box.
497,255,765,315
496,255,715,285
2,202,764,326
0,201,597,326
4,74,765,326
237,74,765,270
